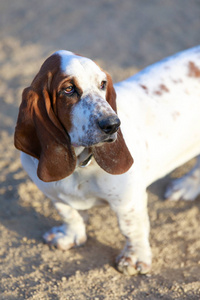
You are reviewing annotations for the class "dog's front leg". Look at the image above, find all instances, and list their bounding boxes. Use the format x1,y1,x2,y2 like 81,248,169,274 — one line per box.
112,192,152,275
43,201,87,250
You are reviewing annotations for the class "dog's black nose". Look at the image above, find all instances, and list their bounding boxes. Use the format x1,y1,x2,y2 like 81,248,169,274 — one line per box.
98,115,121,134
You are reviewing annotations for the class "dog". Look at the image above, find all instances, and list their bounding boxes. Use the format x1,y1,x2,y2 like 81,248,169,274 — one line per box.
14,46,200,275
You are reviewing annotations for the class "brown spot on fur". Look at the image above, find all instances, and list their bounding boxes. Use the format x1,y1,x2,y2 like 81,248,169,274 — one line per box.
172,78,183,84
172,111,180,121
154,84,169,96
154,90,162,96
188,61,200,77
140,84,149,94
125,219,132,226
160,84,169,92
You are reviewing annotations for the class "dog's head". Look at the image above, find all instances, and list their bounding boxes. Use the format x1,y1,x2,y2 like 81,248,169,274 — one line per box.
14,51,133,181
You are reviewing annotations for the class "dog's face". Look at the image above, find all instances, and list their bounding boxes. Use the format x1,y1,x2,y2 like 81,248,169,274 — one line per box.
14,51,133,182
55,51,120,147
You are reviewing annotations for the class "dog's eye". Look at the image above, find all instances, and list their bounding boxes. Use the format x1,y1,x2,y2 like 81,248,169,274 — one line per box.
100,80,107,90
64,85,74,94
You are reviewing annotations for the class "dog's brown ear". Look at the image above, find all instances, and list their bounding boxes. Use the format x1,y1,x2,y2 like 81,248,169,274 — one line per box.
93,73,134,174
14,85,76,182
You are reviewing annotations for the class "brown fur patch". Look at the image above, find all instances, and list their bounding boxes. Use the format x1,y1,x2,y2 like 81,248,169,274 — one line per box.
14,53,77,182
154,84,170,96
56,76,83,133
188,61,200,77
140,84,149,94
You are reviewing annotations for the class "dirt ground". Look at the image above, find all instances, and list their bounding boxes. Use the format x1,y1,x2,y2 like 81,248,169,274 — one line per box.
0,0,200,299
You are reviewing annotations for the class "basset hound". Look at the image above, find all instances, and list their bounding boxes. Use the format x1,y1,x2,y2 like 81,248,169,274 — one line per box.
14,46,200,275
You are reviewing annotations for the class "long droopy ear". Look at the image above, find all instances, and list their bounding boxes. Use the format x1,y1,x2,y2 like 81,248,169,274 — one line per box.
92,73,134,174
14,84,76,182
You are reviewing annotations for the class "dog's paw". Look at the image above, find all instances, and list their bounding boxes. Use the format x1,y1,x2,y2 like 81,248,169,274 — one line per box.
43,224,87,250
116,250,151,276
164,174,200,201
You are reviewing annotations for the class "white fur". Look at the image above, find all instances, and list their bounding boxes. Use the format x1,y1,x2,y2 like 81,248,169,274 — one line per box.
21,46,200,275
56,50,107,94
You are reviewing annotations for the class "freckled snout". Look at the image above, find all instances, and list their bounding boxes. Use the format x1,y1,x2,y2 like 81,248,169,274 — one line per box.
98,115,121,135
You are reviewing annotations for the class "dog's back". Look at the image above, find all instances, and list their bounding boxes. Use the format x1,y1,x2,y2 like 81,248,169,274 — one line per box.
115,46,200,185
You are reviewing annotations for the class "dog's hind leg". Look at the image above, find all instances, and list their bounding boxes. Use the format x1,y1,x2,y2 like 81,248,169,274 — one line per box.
165,155,200,201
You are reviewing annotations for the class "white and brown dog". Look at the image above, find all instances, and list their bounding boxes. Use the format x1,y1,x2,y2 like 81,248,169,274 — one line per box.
14,47,200,275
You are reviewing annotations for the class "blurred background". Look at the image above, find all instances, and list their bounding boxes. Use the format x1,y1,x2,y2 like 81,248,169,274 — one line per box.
0,0,200,299
1,0,200,68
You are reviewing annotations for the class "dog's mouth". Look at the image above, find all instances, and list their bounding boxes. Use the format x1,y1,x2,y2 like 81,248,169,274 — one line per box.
94,132,118,147
103,137,116,143
71,132,118,148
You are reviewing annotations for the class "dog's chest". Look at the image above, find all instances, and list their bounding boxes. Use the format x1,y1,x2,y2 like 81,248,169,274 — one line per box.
55,161,123,209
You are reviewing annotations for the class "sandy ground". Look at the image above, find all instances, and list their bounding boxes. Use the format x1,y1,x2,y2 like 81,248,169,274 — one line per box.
0,0,200,299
